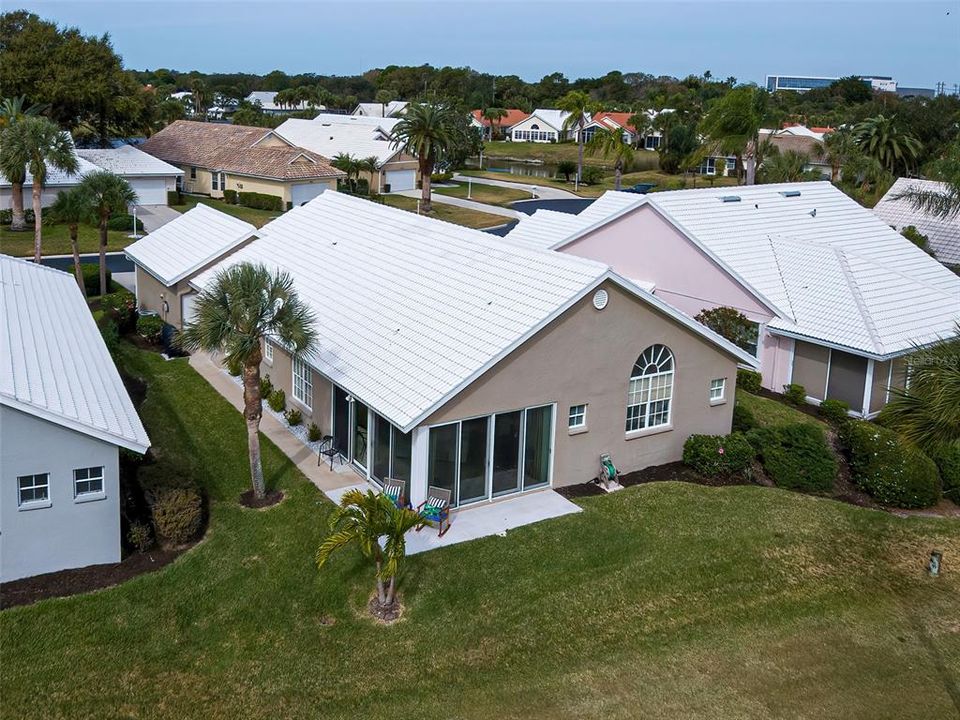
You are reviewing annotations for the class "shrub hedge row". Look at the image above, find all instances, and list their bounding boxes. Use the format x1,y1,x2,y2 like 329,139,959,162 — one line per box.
682,433,754,476
736,368,762,394
747,424,836,493
238,191,283,211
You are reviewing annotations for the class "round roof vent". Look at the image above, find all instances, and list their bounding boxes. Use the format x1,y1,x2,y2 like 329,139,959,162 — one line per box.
593,289,609,310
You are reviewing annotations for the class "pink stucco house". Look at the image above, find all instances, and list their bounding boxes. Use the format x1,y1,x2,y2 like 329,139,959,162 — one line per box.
504,182,960,417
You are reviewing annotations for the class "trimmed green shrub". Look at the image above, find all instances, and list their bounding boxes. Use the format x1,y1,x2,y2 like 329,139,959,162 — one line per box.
97,314,119,353
732,401,758,432
307,423,322,442
101,291,137,331
127,522,153,553
238,191,283,211
841,421,941,508
136,314,164,344
783,383,806,405
749,423,836,493
167,190,181,205
139,465,203,547
818,398,850,424
225,356,243,376
268,388,286,412
556,159,578,181
682,433,754,477
736,368,762,394
930,442,960,501
223,189,238,204
285,408,303,426
259,374,273,398
81,264,111,297
106,213,144,232
580,166,605,185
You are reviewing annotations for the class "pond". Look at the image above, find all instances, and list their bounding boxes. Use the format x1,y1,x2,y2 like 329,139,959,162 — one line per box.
464,157,559,179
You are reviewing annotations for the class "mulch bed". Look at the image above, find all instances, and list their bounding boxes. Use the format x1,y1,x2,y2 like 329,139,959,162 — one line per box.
0,546,190,610
239,489,284,509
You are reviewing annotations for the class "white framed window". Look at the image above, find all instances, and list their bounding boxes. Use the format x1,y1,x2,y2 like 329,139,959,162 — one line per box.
710,378,726,403
292,356,312,408
18,473,49,506
626,344,674,432
74,466,104,497
211,171,218,190
568,404,587,429
264,340,274,363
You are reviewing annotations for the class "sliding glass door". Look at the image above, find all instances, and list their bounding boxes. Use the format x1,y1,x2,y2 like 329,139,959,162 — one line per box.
428,423,458,496
352,400,369,471
371,411,412,485
523,406,552,490
332,386,350,460
458,417,488,505
492,411,522,497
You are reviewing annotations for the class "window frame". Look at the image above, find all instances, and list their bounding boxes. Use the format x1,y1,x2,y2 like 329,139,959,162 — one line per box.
17,473,50,508
263,340,274,364
626,345,675,434
709,378,727,404
567,404,587,430
291,356,313,409
74,466,105,500
190,166,197,180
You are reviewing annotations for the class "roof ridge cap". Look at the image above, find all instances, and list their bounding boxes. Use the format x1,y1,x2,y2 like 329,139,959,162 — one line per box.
834,247,884,354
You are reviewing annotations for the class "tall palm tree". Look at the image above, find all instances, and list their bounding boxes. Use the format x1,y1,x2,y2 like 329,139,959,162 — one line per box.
389,103,455,213
627,109,653,148
189,78,209,120
759,149,821,183
2,116,78,262
0,98,55,231
179,263,317,500
587,126,635,190
331,152,360,192
853,114,921,175
316,488,423,611
557,90,601,182
894,139,960,219
48,186,93,296
357,156,380,195
482,107,508,141
77,170,138,296
816,126,857,183
699,86,769,185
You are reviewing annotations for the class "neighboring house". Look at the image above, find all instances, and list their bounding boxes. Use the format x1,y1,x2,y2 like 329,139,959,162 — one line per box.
352,101,408,118
0,255,150,582
0,145,182,210
757,124,832,179
503,183,960,417
874,177,960,268
245,91,315,115
125,203,257,327
578,111,666,150
470,109,530,139
509,109,577,143
76,146,183,204
138,191,754,508
275,114,419,192
140,120,345,207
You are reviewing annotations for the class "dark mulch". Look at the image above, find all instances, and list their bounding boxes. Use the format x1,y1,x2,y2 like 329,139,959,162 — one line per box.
368,595,403,624
239,489,284,509
620,461,754,488
0,547,189,610
756,387,824,421
127,333,165,353
121,373,148,409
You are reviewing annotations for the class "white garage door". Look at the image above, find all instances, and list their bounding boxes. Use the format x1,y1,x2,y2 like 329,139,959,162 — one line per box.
128,176,171,205
181,293,199,327
385,169,416,192
290,183,328,206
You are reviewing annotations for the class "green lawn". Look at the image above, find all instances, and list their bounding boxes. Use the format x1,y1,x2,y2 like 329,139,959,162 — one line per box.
434,181,530,207
736,389,826,429
0,223,133,257
459,168,742,198
2,343,958,719
484,141,661,171
381,194,508,229
172,196,282,228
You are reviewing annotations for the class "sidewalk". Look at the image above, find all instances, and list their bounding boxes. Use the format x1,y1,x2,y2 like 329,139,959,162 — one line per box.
188,352,359,494
453,172,582,200
137,204,181,233
391,189,521,219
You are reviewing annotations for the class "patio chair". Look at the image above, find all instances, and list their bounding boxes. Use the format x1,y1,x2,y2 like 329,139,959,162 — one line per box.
318,435,341,471
597,453,621,489
382,478,411,510
416,486,452,537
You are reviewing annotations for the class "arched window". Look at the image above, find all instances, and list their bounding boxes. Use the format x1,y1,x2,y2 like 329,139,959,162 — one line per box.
626,344,674,432
530,123,540,130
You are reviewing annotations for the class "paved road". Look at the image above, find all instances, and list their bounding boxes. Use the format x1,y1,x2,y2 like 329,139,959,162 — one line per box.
137,204,181,233
453,173,582,200
392,189,520,219
41,252,134,273
511,198,595,216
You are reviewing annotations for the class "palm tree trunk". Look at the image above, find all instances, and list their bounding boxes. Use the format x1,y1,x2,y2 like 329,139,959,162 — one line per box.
10,182,26,232
98,215,109,296
386,575,396,606
420,160,433,213
577,121,585,182
745,154,757,185
614,161,623,191
32,184,43,263
69,224,86,298
374,557,386,605
242,358,266,499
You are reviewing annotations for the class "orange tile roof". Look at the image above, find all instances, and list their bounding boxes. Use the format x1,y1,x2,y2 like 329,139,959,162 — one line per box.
591,112,638,133
471,109,530,127
141,120,344,181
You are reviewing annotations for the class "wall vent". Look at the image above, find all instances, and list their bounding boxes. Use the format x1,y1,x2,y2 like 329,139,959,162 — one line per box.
780,190,802,198
592,289,609,310
720,195,741,203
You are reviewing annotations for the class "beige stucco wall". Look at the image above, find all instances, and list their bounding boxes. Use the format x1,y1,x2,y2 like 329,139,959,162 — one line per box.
135,266,192,328
179,164,212,195
423,281,739,487
224,175,289,203
261,342,332,431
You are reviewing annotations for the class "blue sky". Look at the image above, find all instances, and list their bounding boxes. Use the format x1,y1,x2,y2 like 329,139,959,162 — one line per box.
14,0,960,89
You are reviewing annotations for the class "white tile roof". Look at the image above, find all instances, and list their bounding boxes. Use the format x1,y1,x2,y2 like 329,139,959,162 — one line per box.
504,183,960,358
0,155,101,188
527,109,574,131
873,177,960,266
189,192,753,431
0,255,150,452
310,113,401,134
275,118,401,167
245,91,311,112
353,101,407,118
125,204,256,286
76,145,183,178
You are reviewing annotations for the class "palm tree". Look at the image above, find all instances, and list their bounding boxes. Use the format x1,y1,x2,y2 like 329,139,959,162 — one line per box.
357,156,380,194
699,86,769,185
482,107,508,141
179,263,317,500
759,149,821,183
389,103,455,213
48,186,93,296
2,116,78,262
189,78,209,120
0,98,55,231
331,152,360,192
557,90,601,182
853,114,921,175
77,171,138,296
0,95,47,131
316,488,423,612
880,326,960,452
627,109,653,148
587,126,635,190
894,139,960,219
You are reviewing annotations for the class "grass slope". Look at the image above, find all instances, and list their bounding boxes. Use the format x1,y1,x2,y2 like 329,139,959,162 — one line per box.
381,195,508,229
0,223,132,257
459,168,740,198
2,345,958,720
483,141,660,171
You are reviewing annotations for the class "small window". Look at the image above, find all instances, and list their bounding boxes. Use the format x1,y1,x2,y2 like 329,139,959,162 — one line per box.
568,404,587,429
292,356,313,408
18,473,49,506
211,172,218,190
264,341,274,363
74,466,105,496
710,378,726,403
190,166,197,179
